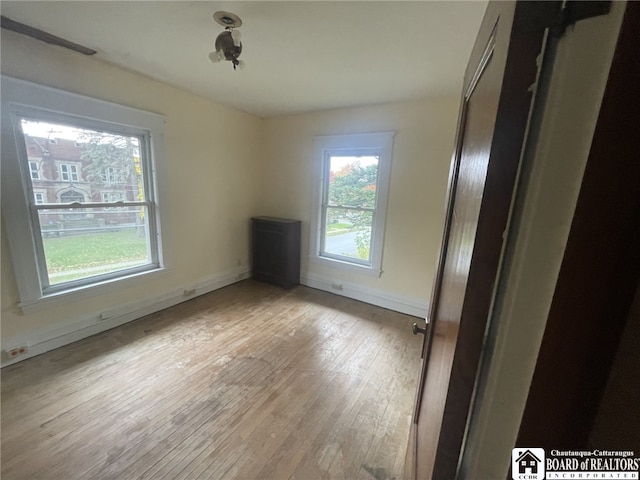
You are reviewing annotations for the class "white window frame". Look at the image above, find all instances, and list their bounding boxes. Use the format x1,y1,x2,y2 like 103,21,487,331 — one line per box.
310,132,395,277
102,191,126,203
1,76,170,312
101,167,124,184
33,192,46,204
102,191,127,210
29,160,40,180
59,163,79,182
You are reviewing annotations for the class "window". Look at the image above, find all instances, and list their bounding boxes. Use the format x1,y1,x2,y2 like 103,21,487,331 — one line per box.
102,191,127,210
102,191,126,203
60,163,79,182
60,190,84,203
310,132,394,275
101,167,124,184
21,121,153,289
1,76,168,309
29,161,40,180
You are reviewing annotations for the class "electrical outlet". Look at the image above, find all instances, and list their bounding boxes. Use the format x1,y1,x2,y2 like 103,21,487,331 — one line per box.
183,288,196,297
331,283,344,291
7,346,28,358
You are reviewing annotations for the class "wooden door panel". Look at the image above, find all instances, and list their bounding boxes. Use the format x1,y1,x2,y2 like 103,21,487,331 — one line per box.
411,2,552,478
414,21,501,479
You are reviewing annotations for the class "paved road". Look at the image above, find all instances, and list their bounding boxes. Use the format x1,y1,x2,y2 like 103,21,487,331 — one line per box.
325,231,359,256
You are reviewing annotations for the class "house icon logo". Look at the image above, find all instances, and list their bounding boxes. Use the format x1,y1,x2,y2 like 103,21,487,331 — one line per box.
511,448,545,480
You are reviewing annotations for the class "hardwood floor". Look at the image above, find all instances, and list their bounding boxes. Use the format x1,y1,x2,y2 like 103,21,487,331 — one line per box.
1,280,423,480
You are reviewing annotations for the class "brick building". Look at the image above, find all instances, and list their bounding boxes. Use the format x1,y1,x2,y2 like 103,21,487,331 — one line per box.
24,134,141,234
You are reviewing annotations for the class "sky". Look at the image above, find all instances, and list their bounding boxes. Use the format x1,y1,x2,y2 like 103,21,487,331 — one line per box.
20,119,85,141
329,155,378,173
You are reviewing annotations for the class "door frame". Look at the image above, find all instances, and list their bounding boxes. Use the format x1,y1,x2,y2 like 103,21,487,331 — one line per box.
516,0,640,449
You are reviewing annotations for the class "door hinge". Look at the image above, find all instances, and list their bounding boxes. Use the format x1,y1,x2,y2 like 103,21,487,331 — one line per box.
553,1,612,36
516,1,611,36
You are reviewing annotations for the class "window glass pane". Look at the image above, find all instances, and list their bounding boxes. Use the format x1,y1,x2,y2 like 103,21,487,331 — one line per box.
327,155,379,209
323,207,373,262
20,119,144,206
29,161,40,179
60,190,84,203
38,207,151,285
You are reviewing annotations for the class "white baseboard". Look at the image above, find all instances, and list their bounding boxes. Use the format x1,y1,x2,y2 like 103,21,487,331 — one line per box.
1,268,250,368
301,272,428,318
2,268,426,367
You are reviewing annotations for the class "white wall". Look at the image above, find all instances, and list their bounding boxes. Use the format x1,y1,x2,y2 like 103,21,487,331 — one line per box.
458,2,626,478
261,99,460,316
1,29,263,363
1,29,461,364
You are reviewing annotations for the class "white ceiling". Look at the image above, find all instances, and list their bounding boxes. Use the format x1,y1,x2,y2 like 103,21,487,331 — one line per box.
1,1,487,118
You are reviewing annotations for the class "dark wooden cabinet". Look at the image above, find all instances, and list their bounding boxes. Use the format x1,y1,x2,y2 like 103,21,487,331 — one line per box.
251,217,301,288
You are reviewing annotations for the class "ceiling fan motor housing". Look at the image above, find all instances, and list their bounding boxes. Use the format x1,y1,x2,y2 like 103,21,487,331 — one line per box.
215,31,242,62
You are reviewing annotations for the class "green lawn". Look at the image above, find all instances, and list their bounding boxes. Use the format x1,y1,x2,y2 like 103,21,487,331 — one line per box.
43,228,148,277
326,222,357,236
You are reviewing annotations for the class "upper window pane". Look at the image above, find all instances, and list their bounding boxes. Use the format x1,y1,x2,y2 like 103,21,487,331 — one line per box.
327,155,379,209
20,119,144,205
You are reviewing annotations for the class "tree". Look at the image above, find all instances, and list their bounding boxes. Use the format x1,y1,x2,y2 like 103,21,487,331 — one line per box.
78,130,139,187
329,162,377,209
77,130,145,235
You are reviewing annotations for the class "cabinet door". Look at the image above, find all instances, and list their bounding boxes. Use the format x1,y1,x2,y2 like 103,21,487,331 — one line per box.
253,221,286,282
252,218,300,288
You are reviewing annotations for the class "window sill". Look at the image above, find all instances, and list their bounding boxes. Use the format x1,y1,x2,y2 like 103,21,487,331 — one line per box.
309,255,382,278
18,267,171,315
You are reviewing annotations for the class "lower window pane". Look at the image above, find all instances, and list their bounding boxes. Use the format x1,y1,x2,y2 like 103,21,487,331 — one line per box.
38,207,151,285
323,207,373,262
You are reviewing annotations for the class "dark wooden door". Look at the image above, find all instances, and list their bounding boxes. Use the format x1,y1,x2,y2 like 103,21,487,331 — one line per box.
517,0,640,451
410,3,553,478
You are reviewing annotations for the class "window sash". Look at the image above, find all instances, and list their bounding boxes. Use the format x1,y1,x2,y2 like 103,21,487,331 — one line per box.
15,109,159,294
320,205,375,266
29,200,157,292
319,149,380,265
101,167,124,184
32,204,156,291
32,201,148,210
29,161,40,179
310,132,394,277
60,164,79,182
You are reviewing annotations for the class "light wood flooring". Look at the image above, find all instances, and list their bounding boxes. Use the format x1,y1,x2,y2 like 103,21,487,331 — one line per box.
1,280,423,480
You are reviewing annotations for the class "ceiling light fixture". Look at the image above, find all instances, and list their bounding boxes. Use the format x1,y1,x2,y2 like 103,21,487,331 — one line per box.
209,11,244,70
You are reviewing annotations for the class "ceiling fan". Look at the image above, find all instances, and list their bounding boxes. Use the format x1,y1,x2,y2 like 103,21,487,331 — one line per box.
209,11,244,71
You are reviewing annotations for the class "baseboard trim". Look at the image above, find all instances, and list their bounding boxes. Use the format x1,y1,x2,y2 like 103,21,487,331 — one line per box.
300,272,428,318
1,268,250,368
